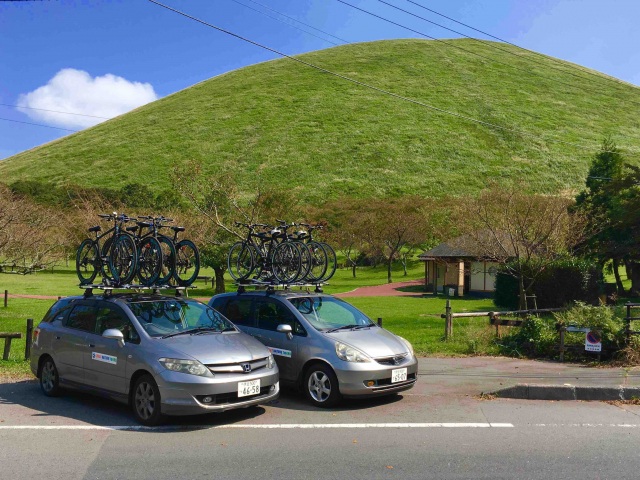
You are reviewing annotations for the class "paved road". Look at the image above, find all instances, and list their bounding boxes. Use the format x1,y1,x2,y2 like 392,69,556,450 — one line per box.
3,358,640,479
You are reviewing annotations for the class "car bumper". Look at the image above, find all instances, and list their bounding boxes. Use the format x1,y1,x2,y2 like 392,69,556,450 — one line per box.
333,356,418,398
156,369,280,416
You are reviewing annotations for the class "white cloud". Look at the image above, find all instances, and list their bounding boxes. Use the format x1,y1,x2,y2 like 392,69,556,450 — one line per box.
17,69,158,129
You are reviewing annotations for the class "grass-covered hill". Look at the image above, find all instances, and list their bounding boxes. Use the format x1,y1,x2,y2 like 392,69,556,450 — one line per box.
2,39,640,202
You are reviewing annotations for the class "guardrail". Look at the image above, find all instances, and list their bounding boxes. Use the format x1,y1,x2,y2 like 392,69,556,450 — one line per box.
0,318,34,361
440,300,565,340
625,302,640,342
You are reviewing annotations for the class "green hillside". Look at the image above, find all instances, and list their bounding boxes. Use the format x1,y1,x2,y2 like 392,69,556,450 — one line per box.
2,39,639,202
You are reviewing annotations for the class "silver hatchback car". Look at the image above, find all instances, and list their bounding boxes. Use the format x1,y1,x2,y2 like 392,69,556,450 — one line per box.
30,293,279,425
209,291,417,407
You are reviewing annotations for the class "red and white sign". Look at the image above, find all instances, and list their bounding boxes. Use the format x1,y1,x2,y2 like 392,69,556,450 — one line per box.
585,331,602,352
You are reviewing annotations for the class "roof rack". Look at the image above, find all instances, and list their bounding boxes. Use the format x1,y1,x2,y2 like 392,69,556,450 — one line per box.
234,280,325,294
80,283,195,298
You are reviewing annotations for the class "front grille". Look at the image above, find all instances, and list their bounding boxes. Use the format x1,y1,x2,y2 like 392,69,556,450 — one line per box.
196,385,274,405
375,353,409,366
375,372,417,387
206,357,268,374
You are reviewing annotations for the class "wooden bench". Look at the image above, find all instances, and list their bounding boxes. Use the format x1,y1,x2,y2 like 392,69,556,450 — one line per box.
0,333,22,360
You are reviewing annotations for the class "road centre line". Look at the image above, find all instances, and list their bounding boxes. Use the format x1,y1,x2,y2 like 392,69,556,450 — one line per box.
0,423,514,431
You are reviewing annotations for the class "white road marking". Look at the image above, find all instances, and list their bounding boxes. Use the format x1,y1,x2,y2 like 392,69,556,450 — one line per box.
0,422,514,431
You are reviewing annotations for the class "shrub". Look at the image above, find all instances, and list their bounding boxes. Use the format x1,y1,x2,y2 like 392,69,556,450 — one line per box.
553,302,625,357
494,258,603,309
497,316,557,358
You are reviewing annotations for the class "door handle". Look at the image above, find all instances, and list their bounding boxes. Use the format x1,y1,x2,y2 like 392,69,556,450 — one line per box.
89,344,95,348
55,336,61,340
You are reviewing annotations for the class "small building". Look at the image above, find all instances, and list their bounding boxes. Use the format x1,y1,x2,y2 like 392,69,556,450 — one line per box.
418,235,504,296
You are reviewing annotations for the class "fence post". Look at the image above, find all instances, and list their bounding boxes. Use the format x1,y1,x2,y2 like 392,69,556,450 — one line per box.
25,318,33,360
377,317,383,327
3,290,7,308
626,303,632,344
559,327,565,362
445,299,452,340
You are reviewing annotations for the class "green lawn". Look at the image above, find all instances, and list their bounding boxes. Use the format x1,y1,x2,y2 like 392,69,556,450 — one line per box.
0,260,500,378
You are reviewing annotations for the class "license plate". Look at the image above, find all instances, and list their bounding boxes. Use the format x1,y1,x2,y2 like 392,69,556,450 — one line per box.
391,368,407,383
238,379,261,397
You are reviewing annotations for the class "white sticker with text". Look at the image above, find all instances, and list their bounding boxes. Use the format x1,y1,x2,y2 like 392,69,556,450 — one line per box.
92,352,117,365
267,347,292,358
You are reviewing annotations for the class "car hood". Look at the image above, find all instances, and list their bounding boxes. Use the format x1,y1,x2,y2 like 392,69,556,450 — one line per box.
159,332,269,364
323,327,409,358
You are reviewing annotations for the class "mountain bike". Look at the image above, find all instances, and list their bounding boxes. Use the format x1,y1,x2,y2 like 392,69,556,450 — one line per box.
228,223,301,284
75,213,139,285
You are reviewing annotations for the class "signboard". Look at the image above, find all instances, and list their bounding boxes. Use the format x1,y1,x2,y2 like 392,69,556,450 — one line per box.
585,331,602,352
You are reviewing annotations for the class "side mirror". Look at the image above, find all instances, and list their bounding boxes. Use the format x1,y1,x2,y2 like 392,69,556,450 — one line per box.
277,324,293,340
103,328,125,347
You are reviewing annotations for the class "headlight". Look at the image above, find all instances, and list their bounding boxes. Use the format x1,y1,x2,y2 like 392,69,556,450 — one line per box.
335,342,371,363
159,358,211,377
266,354,275,369
398,336,414,357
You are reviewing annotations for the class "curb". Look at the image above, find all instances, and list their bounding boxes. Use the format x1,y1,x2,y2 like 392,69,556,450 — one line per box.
494,384,640,401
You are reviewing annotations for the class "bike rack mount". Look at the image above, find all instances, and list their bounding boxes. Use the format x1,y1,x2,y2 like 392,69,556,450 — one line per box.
80,283,196,298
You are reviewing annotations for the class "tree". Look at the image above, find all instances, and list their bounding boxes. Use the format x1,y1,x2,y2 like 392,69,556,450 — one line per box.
171,160,303,292
0,184,65,272
460,185,585,310
603,164,640,294
351,196,429,283
574,137,626,293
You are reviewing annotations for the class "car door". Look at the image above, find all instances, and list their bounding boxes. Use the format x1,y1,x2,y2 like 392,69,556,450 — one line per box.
83,302,140,394
250,298,306,382
52,301,97,385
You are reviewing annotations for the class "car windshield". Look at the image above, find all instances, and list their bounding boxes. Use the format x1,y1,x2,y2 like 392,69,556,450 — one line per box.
128,299,237,338
288,296,374,332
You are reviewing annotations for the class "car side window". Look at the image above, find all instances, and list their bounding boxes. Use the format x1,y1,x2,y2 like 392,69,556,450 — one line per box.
42,299,75,323
223,298,254,327
256,299,306,336
64,304,98,333
95,304,140,344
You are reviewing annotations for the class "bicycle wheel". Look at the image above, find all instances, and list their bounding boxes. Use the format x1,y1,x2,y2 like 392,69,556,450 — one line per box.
75,239,99,285
227,242,255,281
306,241,328,283
137,237,163,286
292,241,312,283
271,241,301,284
100,236,115,282
318,242,337,282
174,239,200,286
157,236,176,285
109,235,138,285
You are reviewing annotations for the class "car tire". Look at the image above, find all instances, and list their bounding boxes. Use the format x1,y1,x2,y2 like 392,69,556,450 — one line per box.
39,356,62,397
132,374,164,426
303,363,341,408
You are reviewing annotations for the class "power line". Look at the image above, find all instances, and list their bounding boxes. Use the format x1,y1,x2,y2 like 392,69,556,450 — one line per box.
0,103,110,120
382,0,639,99
0,117,79,132
337,0,640,109
403,0,639,92
146,0,632,154
242,0,349,44
227,0,342,47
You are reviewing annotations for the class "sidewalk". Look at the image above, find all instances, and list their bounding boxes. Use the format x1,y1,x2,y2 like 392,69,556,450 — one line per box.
417,356,640,401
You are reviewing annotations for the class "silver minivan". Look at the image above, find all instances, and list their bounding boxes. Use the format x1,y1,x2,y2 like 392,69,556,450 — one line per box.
209,291,417,407
30,294,279,425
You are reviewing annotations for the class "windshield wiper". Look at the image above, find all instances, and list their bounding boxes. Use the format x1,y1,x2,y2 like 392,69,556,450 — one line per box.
162,327,219,339
325,325,359,333
351,324,374,330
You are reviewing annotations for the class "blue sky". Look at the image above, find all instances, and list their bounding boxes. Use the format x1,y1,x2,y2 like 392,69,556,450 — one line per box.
2,0,639,160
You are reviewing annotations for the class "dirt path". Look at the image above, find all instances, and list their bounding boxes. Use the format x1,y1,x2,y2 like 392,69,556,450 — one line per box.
334,279,425,298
